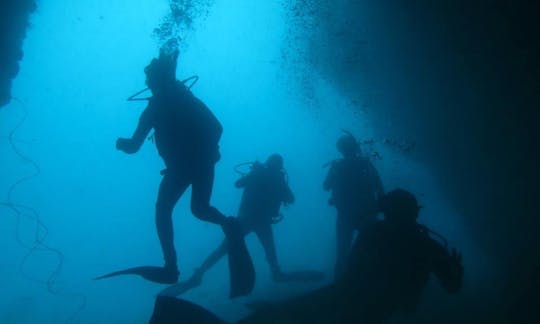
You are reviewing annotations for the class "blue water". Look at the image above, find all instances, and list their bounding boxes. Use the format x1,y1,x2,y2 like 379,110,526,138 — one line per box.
1,1,492,323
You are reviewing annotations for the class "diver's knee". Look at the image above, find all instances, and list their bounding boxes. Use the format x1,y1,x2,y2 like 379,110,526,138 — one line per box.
190,202,209,219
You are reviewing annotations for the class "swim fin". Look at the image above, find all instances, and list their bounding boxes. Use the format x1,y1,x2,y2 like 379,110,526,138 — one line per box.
150,296,225,324
222,217,255,298
94,265,179,284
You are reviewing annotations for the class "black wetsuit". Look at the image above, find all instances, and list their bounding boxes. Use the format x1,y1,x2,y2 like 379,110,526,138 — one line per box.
196,163,294,277
126,81,225,270
324,156,384,278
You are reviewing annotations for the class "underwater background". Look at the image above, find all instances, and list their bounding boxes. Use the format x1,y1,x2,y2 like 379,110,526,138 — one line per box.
1,0,538,323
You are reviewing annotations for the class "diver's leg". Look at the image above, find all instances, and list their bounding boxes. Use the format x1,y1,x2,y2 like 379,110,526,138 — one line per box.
335,213,354,279
156,173,189,271
194,217,253,280
191,239,228,283
255,224,281,278
195,215,255,276
190,162,228,225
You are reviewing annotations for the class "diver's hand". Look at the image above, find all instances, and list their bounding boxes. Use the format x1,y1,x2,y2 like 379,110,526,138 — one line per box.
116,137,138,154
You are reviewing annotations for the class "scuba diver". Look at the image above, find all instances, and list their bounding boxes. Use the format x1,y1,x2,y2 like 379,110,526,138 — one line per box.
96,46,254,297
193,154,294,281
324,132,384,278
159,154,322,297
335,188,464,322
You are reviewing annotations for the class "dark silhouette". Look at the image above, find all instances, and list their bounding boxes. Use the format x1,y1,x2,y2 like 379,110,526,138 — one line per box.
95,266,182,284
324,132,384,278
195,154,294,280
0,0,36,108
150,296,225,324
237,188,463,323
97,47,254,297
160,154,323,297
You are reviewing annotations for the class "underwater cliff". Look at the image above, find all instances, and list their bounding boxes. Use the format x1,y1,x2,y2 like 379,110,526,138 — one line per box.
0,0,36,107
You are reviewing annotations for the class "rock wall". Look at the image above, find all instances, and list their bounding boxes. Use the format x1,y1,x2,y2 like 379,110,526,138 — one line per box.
0,0,36,108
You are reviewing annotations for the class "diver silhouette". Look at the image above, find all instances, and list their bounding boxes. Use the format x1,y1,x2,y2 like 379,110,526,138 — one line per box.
195,154,294,280
96,46,254,297
233,189,464,324
324,132,384,278
160,154,324,297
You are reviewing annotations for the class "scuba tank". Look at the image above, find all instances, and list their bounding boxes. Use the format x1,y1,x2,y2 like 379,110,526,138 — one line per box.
233,160,289,225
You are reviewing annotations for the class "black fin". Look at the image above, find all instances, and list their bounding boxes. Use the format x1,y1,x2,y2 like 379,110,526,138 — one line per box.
223,218,255,298
150,296,225,324
94,266,178,284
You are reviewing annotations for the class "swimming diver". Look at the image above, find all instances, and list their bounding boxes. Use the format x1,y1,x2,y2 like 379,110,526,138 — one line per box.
324,131,384,279
96,46,254,297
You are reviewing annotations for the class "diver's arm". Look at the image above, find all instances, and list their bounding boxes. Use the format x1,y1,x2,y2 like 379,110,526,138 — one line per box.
430,239,463,294
116,105,153,154
283,182,295,205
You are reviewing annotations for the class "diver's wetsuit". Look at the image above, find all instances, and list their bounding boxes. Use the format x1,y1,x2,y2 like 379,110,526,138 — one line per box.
194,163,294,279
126,81,226,270
324,156,384,278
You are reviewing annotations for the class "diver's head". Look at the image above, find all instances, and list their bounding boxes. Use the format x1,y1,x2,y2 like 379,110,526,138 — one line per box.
337,133,360,158
265,154,284,171
380,189,421,224
145,47,179,92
